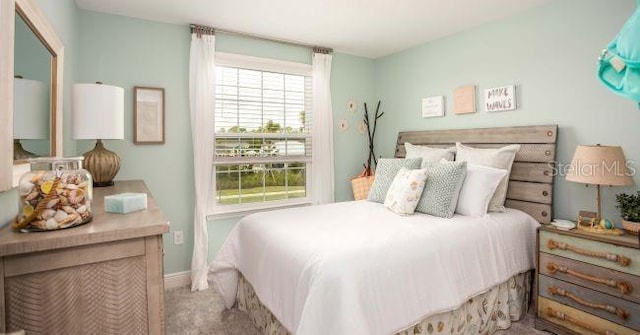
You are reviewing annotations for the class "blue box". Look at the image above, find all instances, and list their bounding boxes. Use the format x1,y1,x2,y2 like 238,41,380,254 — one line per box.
104,192,148,214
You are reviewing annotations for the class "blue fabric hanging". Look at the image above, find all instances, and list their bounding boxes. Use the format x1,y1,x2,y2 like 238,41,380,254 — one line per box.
598,1,640,103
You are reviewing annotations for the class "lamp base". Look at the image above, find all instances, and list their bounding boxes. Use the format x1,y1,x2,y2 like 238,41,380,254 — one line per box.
13,139,37,160
83,139,120,188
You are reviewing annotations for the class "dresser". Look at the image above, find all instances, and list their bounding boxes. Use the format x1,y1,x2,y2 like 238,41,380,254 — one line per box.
536,225,640,335
0,180,169,334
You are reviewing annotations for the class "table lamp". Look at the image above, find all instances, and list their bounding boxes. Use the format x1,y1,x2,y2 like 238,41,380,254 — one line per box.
72,83,124,187
13,76,49,160
566,144,633,234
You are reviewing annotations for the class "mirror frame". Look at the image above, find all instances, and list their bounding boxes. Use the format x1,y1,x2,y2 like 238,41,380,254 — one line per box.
0,0,63,191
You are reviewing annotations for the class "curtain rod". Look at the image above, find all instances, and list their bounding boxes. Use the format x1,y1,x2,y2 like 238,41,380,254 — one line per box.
190,24,333,54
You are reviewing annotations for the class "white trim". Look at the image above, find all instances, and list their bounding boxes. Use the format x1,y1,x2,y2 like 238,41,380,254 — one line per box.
208,198,312,220
164,271,192,290
215,52,312,76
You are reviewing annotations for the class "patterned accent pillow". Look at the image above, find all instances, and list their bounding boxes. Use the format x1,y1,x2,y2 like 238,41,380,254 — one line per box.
455,143,520,212
405,143,456,167
415,161,467,218
368,158,422,203
384,167,429,215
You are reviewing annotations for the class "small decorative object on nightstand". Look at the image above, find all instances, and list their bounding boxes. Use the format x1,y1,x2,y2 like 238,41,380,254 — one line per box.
535,225,640,335
566,144,633,235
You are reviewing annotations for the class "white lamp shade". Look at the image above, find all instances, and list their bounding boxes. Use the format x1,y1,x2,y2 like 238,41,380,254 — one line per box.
14,78,49,139
72,83,124,140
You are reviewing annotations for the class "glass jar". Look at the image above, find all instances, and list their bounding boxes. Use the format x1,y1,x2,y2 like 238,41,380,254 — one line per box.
15,157,93,231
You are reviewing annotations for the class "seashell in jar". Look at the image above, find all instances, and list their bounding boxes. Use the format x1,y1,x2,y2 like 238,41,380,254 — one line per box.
53,210,68,222
40,209,56,220
62,206,75,214
65,183,79,190
78,181,88,189
58,213,78,226
68,190,85,205
45,218,59,230
80,210,92,220
25,191,39,201
60,196,70,206
72,215,83,225
45,198,60,208
19,181,35,196
32,220,46,230
76,205,87,214
30,172,44,183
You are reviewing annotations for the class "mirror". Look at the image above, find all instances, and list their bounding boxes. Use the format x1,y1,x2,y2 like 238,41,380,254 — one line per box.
0,0,64,191
13,12,51,160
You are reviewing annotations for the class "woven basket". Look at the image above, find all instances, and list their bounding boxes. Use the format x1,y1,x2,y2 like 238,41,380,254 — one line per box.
622,220,640,235
351,175,375,200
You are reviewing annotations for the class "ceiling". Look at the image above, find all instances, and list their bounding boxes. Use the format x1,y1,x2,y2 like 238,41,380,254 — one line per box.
75,0,554,58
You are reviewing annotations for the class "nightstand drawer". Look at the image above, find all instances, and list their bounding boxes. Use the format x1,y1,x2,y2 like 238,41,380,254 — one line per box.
540,230,640,276
539,253,640,304
539,275,640,330
539,297,639,335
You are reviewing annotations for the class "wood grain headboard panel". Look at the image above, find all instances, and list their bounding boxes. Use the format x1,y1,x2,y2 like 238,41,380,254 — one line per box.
395,125,558,224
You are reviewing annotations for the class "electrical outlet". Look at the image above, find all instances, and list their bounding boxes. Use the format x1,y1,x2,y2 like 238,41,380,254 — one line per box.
173,230,184,245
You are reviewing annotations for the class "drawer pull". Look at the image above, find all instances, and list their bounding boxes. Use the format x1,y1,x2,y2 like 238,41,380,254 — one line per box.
547,263,633,295
547,307,617,335
548,286,629,320
547,239,631,267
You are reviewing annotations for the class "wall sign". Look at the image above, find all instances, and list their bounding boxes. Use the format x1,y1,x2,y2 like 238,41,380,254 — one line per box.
453,85,476,114
484,85,516,112
421,96,445,118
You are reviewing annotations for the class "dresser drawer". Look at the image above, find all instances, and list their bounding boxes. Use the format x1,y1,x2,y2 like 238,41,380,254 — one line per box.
540,230,640,276
539,275,640,331
539,296,639,335
539,253,640,304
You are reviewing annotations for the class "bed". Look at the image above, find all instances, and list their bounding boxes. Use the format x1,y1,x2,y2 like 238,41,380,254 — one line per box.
211,125,558,335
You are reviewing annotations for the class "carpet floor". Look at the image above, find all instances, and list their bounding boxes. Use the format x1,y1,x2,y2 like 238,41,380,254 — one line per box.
165,285,549,335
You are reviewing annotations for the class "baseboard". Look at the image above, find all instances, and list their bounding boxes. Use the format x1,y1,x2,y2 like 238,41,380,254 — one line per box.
164,271,191,290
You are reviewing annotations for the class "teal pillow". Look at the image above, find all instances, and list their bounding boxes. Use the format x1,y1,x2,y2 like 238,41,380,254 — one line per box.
367,158,422,203
415,161,467,218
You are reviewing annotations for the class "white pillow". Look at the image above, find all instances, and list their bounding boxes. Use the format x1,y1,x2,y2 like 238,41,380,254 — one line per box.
456,164,508,217
405,143,455,167
384,167,429,216
455,143,520,212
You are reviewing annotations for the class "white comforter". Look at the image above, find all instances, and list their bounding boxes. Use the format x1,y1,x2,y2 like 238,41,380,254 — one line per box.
210,201,539,335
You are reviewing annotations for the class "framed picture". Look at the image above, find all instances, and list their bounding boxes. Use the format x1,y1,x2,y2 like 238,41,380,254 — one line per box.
134,86,165,144
453,85,476,115
421,96,445,118
484,85,517,112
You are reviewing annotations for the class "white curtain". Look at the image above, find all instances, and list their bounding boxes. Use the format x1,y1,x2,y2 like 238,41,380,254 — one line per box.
189,32,215,291
311,52,334,204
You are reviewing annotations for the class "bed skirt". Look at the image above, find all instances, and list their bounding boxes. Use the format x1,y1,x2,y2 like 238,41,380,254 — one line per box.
237,271,532,335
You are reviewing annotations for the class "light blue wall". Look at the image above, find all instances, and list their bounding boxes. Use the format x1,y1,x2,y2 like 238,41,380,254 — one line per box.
375,0,640,223
76,11,376,274
0,0,79,227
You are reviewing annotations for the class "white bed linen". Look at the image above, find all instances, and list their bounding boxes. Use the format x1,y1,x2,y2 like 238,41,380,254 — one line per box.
210,201,539,335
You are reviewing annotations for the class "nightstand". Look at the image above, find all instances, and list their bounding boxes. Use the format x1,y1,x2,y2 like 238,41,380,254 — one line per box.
535,225,640,335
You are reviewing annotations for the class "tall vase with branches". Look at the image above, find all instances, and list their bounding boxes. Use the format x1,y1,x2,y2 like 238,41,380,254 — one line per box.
363,101,383,176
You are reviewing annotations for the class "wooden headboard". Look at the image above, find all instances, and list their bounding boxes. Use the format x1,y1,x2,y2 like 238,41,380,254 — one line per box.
395,125,558,224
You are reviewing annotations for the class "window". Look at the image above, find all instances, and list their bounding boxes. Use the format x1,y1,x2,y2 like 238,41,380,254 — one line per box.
212,53,313,214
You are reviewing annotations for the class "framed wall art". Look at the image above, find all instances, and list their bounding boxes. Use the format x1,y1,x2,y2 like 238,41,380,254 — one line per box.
484,85,517,112
134,86,165,144
421,96,445,118
453,85,476,115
